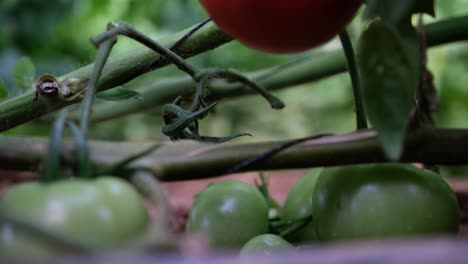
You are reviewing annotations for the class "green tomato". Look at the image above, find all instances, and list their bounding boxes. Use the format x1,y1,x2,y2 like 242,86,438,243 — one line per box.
240,234,294,257
187,180,269,248
0,177,149,258
281,169,321,243
313,164,459,241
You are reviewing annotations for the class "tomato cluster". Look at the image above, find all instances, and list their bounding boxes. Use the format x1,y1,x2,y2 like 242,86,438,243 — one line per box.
187,164,459,253
198,0,365,54
0,164,460,258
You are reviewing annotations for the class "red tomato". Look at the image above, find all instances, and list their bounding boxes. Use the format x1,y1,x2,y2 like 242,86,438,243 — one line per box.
199,0,364,54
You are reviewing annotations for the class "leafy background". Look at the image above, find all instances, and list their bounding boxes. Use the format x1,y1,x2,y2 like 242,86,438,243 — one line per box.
0,0,467,175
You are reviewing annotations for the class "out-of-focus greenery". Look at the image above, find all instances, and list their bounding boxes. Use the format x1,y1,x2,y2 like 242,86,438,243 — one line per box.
1,0,468,175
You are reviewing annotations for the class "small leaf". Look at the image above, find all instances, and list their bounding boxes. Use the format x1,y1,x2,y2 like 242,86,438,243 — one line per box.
0,81,8,101
96,86,143,101
13,57,36,90
357,19,420,160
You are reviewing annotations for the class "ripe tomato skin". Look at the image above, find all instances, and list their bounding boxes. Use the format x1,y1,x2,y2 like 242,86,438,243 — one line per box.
0,177,149,258
198,0,364,54
240,234,294,256
281,169,321,243
187,180,269,248
313,164,460,241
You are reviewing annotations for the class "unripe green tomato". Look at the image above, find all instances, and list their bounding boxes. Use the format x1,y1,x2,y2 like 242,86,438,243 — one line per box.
187,180,269,248
281,169,321,243
0,177,149,259
240,234,294,257
313,164,460,241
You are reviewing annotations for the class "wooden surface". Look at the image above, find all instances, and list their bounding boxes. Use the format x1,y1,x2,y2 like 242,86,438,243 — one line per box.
12,238,468,264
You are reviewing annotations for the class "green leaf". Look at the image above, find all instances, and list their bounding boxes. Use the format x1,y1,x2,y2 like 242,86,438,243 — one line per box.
357,19,419,160
96,86,143,101
12,57,36,90
0,81,8,101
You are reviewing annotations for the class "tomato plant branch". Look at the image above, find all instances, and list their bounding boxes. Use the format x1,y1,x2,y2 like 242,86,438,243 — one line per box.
1,127,468,181
86,52,346,122
130,170,174,249
92,21,199,79
80,36,117,134
87,15,468,123
0,15,466,132
41,109,68,182
67,121,93,178
0,21,232,132
339,29,366,130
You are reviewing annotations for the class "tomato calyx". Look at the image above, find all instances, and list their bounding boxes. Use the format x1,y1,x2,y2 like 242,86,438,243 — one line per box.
269,215,314,238
255,172,281,220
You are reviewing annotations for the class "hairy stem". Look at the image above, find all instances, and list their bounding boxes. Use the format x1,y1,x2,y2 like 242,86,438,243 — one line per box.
2,128,468,181
0,21,232,132
92,21,199,78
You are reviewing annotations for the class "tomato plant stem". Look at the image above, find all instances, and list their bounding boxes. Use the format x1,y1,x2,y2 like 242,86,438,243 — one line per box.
130,170,174,248
0,16,466,131
97,143,161,176
79,37,117,135
0,21,231,132
41,109,68,182
71,14,468,123
67,121,93,178
92,21,200,79
4,127,468,181
339,29,367,130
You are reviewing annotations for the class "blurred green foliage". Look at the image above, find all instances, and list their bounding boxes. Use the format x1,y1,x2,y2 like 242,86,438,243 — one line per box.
0,0,468,175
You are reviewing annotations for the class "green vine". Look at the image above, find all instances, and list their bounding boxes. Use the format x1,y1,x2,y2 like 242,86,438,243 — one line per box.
339,29,367,130
89,20,285,142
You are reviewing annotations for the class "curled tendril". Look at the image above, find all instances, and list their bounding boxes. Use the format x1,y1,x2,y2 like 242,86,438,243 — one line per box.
194,69,285,110
161,96,252,143
161,96,214,140
161,69,284,143
161,100,217,137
